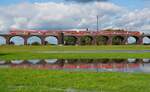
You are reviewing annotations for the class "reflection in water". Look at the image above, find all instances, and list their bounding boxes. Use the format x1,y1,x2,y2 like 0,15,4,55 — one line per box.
143,59,150,63
0,59,150,73
0,60,6,64
28,60,40,64
128,59,136,63
11,60,23,64
45,59,58,64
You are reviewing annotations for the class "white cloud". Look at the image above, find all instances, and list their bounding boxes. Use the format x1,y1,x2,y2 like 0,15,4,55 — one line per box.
0,2,149,33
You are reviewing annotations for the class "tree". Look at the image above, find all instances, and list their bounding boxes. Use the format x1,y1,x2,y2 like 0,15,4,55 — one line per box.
31,42,40,45
64,36,77,45
44,41,53,45
112,36,124,45
96,36,108,45
80,36,93,45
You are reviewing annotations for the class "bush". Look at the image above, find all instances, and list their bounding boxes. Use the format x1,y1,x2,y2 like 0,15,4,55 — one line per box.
31,42,40,45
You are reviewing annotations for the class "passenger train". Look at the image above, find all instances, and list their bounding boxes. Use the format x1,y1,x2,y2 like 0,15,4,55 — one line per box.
9,29,142,36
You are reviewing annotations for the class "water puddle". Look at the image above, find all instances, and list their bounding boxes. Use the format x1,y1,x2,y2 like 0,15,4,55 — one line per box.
0,59,150,73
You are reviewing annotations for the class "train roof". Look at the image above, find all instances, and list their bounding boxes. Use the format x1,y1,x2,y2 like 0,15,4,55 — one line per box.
10,29,140,33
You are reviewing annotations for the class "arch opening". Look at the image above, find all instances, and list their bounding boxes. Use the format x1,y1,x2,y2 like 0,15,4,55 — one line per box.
112,36,124,45
143,36,150,45
0,36,6,45
10,36,24,45
45,36,58,45
96,36,109,45
127,36,138,45
27,36,42,45
80,36,93,45
64,36,77,45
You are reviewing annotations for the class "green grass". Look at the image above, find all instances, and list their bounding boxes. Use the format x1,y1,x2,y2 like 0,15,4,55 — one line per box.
0,52,150,60
0,45,150,60
0,68,150,92
0,45,150,52
0,45,150,92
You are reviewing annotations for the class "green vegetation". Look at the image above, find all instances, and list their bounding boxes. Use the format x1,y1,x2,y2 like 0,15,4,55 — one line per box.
0,68,150,92
0,52,150,60
0,45,150,92
64,36,77,45
63,29,136,45
112,36,124,45
31,42,41,45
0,45,150,60
80,36,93,45
96,36,108,45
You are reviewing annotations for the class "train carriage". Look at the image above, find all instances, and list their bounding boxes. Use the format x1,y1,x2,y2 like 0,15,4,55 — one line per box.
9,29,142,36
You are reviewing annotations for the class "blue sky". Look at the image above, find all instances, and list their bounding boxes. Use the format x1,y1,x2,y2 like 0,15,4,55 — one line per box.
110,0,145,9
0,0,146,9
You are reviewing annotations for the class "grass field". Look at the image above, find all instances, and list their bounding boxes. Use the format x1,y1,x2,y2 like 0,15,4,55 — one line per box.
0,46,150,92
0,45,150,51
0,68,150,92
0,45,150,60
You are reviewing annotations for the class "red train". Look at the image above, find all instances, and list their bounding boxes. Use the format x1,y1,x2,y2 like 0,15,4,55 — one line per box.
9,29,142,36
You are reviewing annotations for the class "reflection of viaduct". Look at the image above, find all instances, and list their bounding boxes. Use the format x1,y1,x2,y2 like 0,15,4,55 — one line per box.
0,59,148,71
0,29,150,45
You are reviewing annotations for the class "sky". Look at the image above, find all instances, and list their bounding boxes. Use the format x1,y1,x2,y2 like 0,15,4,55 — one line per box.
0,0,150,44
0,0,150,32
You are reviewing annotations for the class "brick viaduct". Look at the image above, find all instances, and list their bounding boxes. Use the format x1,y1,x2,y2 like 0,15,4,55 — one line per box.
0,29,149,45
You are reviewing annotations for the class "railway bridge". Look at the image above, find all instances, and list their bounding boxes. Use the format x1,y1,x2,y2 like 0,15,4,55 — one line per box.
0,29,149,45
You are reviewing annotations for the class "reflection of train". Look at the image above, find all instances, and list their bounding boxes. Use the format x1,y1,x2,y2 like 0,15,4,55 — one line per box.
9,29,142,36
9,63,140,70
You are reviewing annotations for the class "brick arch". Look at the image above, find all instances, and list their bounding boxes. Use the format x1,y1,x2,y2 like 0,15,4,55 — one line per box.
143,36,150,45
27,36,42,45
112,36,124,45
44,35,58,45
64,36,77,45
127,36,139,44
80,35,93,45
9,36,25,45
0,36,6,45
96,36,109,45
